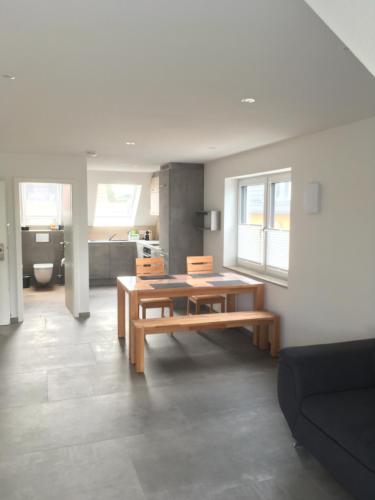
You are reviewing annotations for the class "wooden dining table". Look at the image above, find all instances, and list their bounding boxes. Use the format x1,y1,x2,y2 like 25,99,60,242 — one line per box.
117,272,265,364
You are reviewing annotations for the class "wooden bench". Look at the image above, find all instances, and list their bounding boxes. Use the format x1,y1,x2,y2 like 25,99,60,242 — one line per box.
132,311,280,373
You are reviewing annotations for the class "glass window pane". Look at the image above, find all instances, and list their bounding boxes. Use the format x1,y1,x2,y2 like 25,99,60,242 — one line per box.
270,181,291,230
237,225,264,264
241,184,264,225
93,184,141,226
21,183,61,226
266,229,289,270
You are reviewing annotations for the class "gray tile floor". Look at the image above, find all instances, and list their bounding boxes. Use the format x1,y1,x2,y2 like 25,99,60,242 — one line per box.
0,286,353,500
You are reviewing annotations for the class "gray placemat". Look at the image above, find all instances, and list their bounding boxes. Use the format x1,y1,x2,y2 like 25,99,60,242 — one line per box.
140,275,174,280
189,273,223,278
207,280,246,286
151,282,192,289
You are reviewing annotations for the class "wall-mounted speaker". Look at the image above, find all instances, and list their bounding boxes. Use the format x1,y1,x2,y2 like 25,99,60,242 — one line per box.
303,182,321,214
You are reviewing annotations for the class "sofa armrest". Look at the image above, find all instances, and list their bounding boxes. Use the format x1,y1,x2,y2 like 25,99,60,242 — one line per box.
278,339,375,432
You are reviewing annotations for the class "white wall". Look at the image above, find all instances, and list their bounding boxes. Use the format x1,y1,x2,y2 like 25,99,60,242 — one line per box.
0,153,89,319
204,116,375,347
304,0,375,77
87,170,157,227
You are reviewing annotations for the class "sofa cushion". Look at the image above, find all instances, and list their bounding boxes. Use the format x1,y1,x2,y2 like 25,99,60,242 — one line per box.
302,388,375,473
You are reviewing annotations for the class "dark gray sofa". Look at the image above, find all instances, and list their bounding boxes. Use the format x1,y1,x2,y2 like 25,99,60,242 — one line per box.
278,339,375,500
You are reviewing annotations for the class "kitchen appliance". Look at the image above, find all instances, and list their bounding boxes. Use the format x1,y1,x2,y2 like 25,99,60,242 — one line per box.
143,246,152,258
128,230,140,241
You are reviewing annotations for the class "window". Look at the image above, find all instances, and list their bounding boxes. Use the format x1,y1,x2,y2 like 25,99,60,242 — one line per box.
20,183,63,226
237,171,291,279
93,183,141,227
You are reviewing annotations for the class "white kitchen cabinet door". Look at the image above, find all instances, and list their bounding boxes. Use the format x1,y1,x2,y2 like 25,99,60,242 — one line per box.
150,175,159,216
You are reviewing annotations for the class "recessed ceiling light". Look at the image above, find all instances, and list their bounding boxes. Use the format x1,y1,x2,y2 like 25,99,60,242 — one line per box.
125,141,136,146
85,150,98,158
241,97,255,104
2,74,15,80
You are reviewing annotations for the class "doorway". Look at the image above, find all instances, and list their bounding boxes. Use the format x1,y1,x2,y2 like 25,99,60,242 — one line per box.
0,180,11,325
17,181,76,319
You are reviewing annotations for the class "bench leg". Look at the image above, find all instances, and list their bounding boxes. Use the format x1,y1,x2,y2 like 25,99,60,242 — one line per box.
270,316,280,357
135,327,145,373
258,324,269,350
169,302,174,336
252,328,260,346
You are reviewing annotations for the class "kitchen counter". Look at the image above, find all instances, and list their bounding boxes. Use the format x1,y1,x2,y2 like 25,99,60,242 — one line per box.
89,240,138,286
89,240,159,246
88,240,136,243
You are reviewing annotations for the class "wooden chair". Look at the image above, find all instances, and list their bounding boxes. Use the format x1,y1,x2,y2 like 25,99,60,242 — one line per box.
186,256,226,314
135,258,174,319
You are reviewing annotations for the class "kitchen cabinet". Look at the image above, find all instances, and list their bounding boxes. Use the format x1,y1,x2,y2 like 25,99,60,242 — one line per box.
109,243,137,278
89,243,110,281
150,173,159,216
159,163,204,274
89,241,137,286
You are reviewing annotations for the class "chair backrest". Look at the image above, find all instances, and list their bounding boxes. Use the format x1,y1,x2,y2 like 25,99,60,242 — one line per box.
136,257,165,277
186,255,213,274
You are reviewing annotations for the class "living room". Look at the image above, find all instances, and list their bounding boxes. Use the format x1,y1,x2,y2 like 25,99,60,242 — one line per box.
0,1,374,499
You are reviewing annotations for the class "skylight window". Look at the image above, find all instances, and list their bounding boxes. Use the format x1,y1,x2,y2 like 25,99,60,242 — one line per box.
93,184,141,227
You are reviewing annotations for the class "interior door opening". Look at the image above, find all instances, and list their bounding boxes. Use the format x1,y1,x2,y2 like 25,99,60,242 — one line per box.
0,180,11,326
18,181,75,320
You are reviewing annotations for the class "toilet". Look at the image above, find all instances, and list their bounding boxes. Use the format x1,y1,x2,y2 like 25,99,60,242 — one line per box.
33,263,54,285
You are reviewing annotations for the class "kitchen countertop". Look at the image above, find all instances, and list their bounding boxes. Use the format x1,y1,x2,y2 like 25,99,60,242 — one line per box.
88,240,136,244
89,240,160,247
136,240,160,249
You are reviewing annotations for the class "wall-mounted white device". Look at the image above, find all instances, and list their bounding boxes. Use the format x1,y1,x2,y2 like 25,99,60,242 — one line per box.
303,182,321,214
196,210,221,231
36,232,50,243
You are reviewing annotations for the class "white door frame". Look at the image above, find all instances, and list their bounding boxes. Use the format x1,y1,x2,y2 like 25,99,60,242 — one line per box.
14,177,82,320
0,180,11,325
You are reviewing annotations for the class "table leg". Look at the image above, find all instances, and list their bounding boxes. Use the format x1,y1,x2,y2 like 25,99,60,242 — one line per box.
258,324,269,350
117,282,125,339
254,285,265,310
226,294,236,312
270,316,280,358
252,285,265,346
129,291,139,365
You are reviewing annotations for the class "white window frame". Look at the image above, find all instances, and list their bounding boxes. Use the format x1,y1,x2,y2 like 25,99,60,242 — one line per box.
237,170,291,280
20,182,63,227
93,183,142,227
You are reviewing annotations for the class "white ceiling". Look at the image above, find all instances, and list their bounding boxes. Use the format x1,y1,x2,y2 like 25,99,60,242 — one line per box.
1,0,375,171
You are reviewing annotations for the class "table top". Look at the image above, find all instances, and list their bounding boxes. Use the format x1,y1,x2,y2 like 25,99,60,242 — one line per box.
117,272,263,296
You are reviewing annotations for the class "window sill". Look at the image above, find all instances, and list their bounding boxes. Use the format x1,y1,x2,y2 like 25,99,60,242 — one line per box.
224,265,288,288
